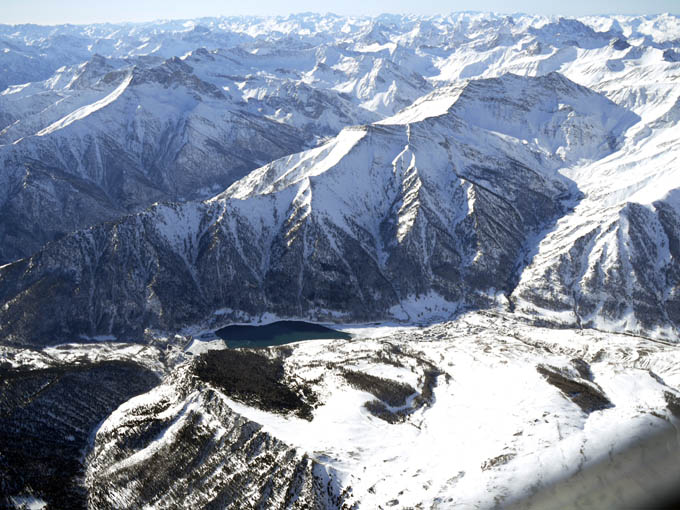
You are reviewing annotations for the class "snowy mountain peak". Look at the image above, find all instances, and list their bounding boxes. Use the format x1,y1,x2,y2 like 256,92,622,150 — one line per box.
383,72,640,165
0,13,676,338
68,53,116,90
220,124,369,200
36,71,133,136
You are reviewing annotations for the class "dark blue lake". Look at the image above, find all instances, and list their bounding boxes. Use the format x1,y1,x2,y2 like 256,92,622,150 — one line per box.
215,320,351,349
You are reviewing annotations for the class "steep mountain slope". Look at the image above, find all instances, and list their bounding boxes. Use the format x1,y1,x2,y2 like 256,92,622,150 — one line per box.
0,54,148,144
0,73,640,346
0,57,307,263
0,40,426,264
2,12,678,267
513,114,680,338
86,365,347,509
0,357,160,509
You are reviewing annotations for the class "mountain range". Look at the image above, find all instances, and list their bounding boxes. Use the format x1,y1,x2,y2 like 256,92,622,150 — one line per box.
1,11,679,510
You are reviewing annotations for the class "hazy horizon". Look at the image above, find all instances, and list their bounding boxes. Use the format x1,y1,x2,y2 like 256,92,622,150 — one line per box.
1,0,678,26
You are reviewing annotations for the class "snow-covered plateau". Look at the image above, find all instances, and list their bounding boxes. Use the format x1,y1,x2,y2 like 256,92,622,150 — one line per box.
0,10,679,510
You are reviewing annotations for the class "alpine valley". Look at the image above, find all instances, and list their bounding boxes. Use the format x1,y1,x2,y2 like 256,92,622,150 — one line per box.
0,11,679,510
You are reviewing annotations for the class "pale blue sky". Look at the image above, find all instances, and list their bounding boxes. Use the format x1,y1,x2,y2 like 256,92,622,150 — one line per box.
0,0,678,25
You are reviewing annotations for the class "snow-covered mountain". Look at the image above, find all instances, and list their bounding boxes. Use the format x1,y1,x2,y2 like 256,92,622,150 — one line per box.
514,116,680,338
1,72,652,346
2,11,679,266
1,11,680,510
5,313,678,509
0,55,313,262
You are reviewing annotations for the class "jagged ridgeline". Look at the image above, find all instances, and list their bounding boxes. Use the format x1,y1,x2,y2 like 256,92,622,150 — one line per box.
0,57,309,264
0,13,679,344
3,71,675,347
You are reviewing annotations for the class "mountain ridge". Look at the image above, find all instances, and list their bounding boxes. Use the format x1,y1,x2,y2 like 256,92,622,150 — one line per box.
2,71,667,346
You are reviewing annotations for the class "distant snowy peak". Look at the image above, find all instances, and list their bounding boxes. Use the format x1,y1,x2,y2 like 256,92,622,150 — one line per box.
11,59,226,141
0,48,312,263
36,72,133,137
0,55,227,143
128,57,226,100
68,54,117,90
218,125,369,200
527,18,614,49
